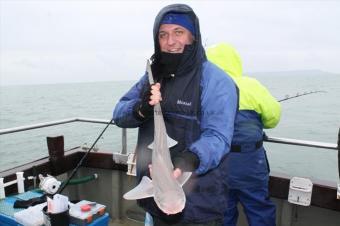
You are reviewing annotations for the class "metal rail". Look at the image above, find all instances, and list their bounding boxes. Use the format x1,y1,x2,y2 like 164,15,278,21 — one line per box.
265,136,338,150
0,117,114,135
0,118,338,152
0,117,129,154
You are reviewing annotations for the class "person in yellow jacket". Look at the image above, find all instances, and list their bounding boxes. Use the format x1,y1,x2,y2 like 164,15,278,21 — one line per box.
207,43,281,226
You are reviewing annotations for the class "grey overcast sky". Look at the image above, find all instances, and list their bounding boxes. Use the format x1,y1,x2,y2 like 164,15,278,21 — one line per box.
1,0,339,85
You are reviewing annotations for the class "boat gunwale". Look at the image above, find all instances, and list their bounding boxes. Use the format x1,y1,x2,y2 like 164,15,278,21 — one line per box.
1,119,339,212
1,149,339,212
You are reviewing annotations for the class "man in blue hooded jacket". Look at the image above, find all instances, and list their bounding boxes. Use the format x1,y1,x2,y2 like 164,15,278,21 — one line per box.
113,4,238,226
207,43,281,226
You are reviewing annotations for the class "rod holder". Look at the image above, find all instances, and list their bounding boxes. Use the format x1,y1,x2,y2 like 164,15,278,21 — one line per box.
0,178,5,199
16,172,25,194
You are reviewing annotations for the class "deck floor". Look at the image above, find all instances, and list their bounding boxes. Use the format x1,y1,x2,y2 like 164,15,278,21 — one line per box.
109,218,143,226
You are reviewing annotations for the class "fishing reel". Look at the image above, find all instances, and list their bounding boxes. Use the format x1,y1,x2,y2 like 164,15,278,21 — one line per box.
39,174,61,195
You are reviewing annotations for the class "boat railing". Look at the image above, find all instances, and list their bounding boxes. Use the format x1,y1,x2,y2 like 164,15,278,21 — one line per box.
0,117,338,152
0,118,339,182
0,118,339,203
0,117,114,135
0,117,128,154
265,135,338,150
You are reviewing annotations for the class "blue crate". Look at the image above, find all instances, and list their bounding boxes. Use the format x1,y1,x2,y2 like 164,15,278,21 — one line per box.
85,213,109,226
0,212,20,226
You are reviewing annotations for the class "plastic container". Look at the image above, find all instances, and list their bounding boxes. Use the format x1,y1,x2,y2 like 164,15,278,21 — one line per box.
69,200,106,226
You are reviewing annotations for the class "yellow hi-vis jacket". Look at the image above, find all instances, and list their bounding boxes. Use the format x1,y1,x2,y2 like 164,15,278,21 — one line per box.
206,43,281,128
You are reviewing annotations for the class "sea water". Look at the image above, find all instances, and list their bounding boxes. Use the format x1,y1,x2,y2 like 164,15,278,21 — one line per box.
0,71,339,183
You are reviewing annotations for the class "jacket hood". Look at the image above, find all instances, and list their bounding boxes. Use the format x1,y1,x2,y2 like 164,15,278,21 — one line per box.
151,4,206,75
206,43,243,78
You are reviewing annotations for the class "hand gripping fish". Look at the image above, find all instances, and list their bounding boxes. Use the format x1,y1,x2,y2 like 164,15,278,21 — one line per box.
123,60,192,215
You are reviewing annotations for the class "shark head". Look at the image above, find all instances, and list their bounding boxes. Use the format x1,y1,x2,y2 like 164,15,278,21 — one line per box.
154,189,186,215
123,172,192,215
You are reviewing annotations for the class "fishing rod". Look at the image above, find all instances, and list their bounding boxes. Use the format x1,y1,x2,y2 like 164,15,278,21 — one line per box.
57,118,114,194
275,89,340,198
278,90,326,102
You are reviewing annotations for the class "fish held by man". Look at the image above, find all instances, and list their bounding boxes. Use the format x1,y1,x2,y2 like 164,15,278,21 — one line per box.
123,60,192,215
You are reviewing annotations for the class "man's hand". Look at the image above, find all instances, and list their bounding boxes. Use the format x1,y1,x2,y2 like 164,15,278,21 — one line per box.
149,83,162,106
148,164,182,180
172,168,182,179
137,83,162,119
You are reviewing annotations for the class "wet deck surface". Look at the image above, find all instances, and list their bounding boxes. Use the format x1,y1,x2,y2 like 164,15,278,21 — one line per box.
107,208,144,226
109,218,143,226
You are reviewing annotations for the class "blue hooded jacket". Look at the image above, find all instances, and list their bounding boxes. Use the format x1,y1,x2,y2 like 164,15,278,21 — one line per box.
113,4,237,223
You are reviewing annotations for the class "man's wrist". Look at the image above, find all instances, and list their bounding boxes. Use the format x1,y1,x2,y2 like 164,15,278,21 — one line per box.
133,103,145,121
172,150,199,172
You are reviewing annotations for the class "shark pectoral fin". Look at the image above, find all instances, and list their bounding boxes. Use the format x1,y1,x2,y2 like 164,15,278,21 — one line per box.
147,135,178,150
123,176,154,200
177,172,192,186
167,135,178,148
